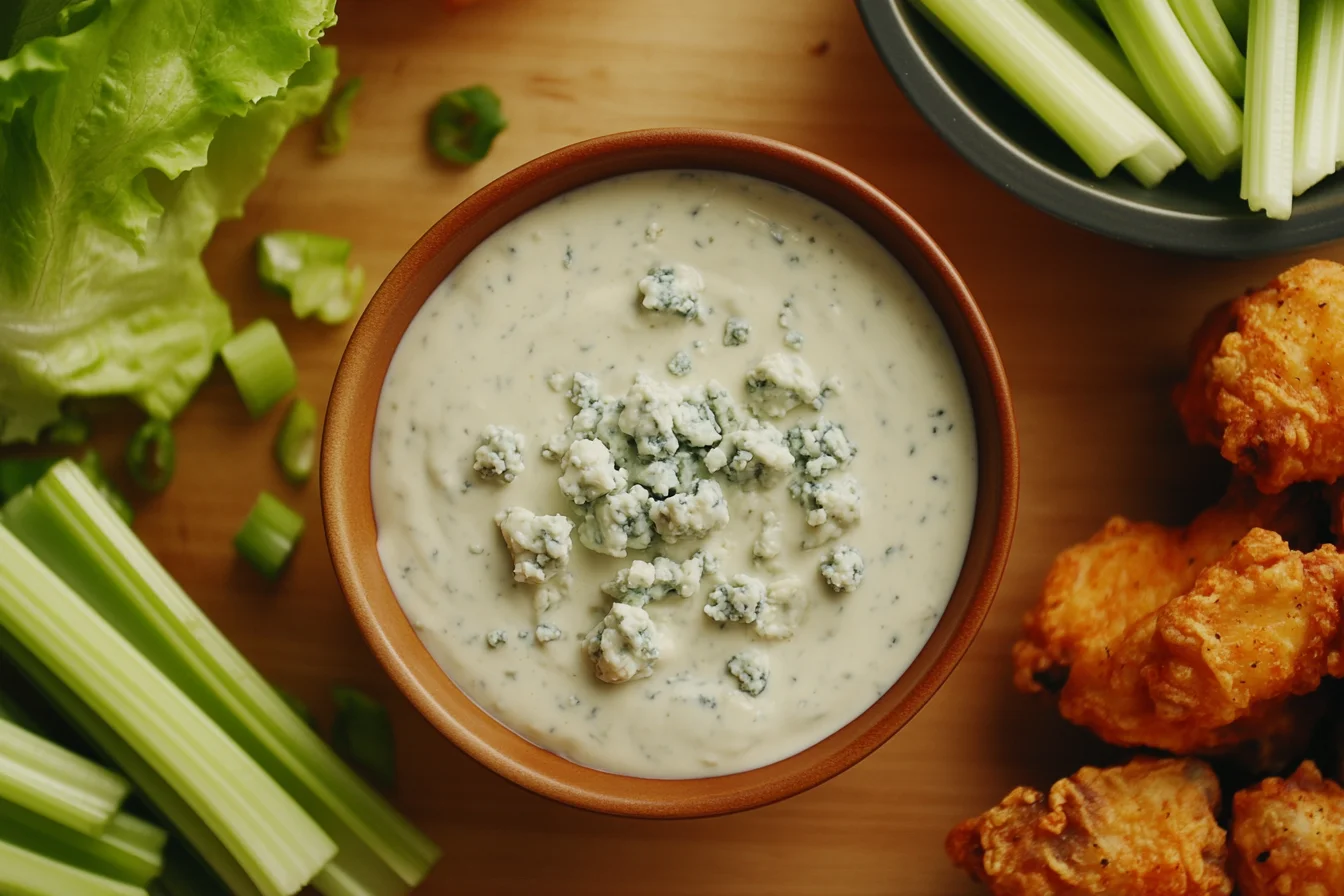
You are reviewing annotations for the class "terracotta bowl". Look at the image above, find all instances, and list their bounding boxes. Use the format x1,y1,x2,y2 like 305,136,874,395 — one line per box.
322,128,1019,818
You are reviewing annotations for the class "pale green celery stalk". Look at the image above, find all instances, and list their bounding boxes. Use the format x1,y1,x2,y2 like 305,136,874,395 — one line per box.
1294,0,1344,194
0,714,129,835
917,0,1184,184
1215,0,1251,45
1242,0,1300,217
0,524,336,896
0,838,148,896
1021,0,1164,120
1098,0,1244,179
0,799,165,888
1171,0,1248,97
4,462,441,895
0,627,262,896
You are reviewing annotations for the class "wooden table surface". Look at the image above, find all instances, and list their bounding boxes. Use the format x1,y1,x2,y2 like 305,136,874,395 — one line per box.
111,0,1344,892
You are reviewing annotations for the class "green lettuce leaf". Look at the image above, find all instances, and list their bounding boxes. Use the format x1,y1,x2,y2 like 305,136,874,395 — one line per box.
0,0,337,442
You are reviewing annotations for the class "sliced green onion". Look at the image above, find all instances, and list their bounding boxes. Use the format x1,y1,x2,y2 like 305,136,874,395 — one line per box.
1242,0,1300,218
125,420,175,494
274,399,318,485
331,688,395,789
2,462,441,893
257,233,363,325
0,715,129,835
429,85,506,164
0,519,337,896
1099,0,1244,180
319,77,362,156
916,0,1185,184
219,320,297,419
0,458,59,502
234,492,304,579
1294,0,1344,194
0,800,166,888
0,837,148,896
78,452,133,526
1171,0,1248,97
44,412,91,446
1214,0,1251,45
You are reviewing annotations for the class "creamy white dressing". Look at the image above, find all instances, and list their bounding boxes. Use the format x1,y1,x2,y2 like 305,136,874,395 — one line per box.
371,170,977,778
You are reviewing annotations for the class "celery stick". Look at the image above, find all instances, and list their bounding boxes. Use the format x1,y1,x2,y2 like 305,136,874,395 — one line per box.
0,628,264,896
1215,0,1251,45
0,800,165,888
0,838,147,896
1294,0,1344,194
1171,0,1248,97
5,462,441,893
0,526,335,896
1242,0,1300,218
916,0,1184,181
0,715,129,836
1098,0,1244,180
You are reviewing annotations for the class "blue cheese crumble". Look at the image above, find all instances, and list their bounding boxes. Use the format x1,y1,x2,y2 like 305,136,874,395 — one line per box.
618,373,682,458
638,263,704,320
535,623,563,642
703,419,794,487
753,510,783,563
579,485,655,557
494,507,574,584
473,425,526,482
558,438,628,505
486,629,508,648
756,578,808,640
649,479,730,543
723,317,751,346
667,351,693,377
585,603,661,683
601,555,705,608
704,574,767,624
791,475,862,544
820,545,864,593
784,330,804,351
745,353,821,417
727,650,769,696
787,418,857,479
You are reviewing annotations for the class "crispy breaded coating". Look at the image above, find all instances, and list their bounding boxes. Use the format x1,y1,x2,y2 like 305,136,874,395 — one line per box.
1013,482,1334,757
1175,260,1344,493
1232,761,1344,896
947,757,1232,896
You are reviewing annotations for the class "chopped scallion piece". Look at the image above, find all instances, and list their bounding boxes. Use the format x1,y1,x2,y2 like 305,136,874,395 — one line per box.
916,0,1185,183
0,837,148,896
1171,0,1248,98
429,85,507,164
257,233,363,325
77,451,133,526
234,492,305,579
0,457,59,502
1242,0,1300,218
219,319,297,418
0,800,166,888
125,420,175,494
331,688,395,789
1098,0,1244,180
0,715,130,835
3,462,441,892
0,517,337,895
319,77,362,155
45,412,92,446
274,398,318,485
1293,0,1344,195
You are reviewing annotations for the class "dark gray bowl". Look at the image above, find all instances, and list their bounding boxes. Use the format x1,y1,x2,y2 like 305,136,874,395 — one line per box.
856,0,1344,257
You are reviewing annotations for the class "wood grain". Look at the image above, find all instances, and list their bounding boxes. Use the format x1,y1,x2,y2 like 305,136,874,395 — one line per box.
29,0,1344,892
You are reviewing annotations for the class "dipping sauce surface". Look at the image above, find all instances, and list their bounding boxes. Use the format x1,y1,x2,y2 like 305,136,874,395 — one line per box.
371,170,977,778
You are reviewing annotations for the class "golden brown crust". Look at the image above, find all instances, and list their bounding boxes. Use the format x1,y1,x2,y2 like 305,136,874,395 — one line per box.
947,757,1233,896
1232,761,1344,896
1174,260,1344,493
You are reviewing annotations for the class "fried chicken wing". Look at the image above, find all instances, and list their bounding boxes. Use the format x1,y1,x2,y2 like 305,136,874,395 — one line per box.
1013,482,1335,758
1232,761,1344,896
947,757,1232,896
1175,260,1344,493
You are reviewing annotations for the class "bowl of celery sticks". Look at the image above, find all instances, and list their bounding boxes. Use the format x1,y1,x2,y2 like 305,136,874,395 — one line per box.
857,0,1344,256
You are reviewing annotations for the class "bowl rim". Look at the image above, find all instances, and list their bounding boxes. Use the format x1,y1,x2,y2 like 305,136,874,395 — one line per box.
321,127,1019,818
854,0,1344,258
